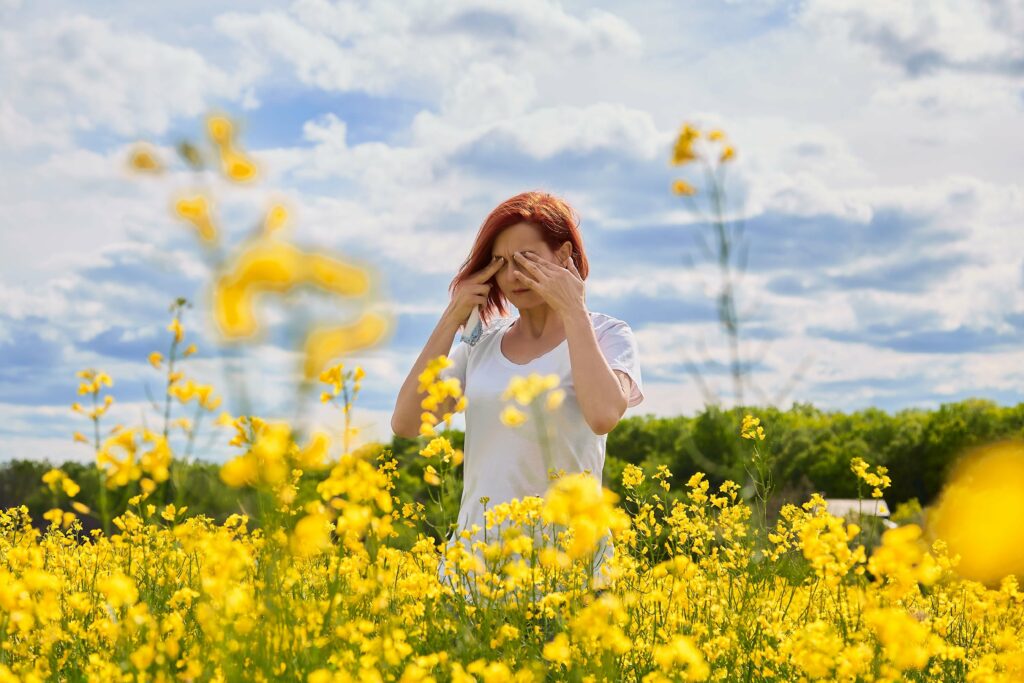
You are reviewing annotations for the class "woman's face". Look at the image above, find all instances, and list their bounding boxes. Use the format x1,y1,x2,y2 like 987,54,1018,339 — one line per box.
489,222,571,307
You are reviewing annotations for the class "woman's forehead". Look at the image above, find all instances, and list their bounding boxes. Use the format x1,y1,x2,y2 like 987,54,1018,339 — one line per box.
491,239,541,254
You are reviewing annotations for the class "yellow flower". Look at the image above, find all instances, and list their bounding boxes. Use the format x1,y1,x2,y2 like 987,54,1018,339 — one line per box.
61,477,80,498
546,389,566,411
73,431,89,444
720,145,736,163
500,405,527,427
740,414,766,440
929,440,1024,585
98,571,138,608
220,146,258,182
850,456,890,496
671,122,700,165
672,179,697,196
502,373,559,406
183,343,197,357
542,633,572,666
71,501,90,515
291,511,334,558
622,463,645,489
148,351,163,368
706,129,725,141
423,465,441,486
295,432,331,470
302,314,389,381
206,114,234,147
127,144,163,173
652,635,709,680
220,454,258,488
264,203,289,234
42,468,63,489
174,195,218,242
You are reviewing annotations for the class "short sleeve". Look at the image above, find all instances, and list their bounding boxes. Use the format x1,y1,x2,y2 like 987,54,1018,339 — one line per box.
598,319,645,408
440,339,470,391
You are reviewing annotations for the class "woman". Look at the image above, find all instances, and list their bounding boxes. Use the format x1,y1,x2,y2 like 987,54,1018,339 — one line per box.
390,191,644,591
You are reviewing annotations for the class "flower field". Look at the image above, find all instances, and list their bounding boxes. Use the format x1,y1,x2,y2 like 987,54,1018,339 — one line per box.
3,115,1024,682
3,349,1024,681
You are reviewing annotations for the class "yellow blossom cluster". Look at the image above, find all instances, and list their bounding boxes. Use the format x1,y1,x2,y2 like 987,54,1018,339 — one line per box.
740,413,766,440
219,419,332,500
4,444,1024,681
417,355,467,437
499,373,564,427
850,456,892,498
96,428,173,493
669,122,736,195
41,468,80,498
542,472,630,560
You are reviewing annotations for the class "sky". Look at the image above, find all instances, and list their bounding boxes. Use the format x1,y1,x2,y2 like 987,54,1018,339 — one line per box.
2,0,1023,464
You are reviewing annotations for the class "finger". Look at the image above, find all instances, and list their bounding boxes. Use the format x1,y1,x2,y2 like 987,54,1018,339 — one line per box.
513,270,537,287
473,256,505,282
513,252,543,273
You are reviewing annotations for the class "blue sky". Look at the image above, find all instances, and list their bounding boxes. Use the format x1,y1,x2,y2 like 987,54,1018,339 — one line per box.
2,0,1023,464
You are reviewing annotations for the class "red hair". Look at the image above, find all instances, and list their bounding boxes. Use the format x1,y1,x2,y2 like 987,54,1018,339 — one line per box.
449,191,590,326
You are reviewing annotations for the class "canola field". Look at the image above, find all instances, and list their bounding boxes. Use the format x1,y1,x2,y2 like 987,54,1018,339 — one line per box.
3,354,1024,682
4,116,1024,682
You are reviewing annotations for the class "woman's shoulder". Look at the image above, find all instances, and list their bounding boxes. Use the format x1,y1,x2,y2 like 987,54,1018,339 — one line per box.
587,311,633,334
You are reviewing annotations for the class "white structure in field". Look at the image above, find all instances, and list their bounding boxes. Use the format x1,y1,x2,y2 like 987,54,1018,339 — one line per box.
823,498,898,529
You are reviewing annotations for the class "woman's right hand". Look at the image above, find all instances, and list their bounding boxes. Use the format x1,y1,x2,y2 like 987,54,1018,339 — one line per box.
445,256,505,326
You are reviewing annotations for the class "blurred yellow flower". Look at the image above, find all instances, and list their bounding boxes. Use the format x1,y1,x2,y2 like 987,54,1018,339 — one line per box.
423,465,441,486
502,373,559,406
98,571,138,608
545,389,565,411
148,351,163,368
672,179,697,196
720,145,736,163
652,634,709,680
220,454,258,488
206,115,234,147
291,511,334,558
183,343,197,357
220,146,258,182
303,313,389,381
167,318,184,344
671,123,700,165
174,195,218,243
928,440,1024,585
62,477,80,498
500,405,527,427
265,204,289,234
542,633,571,666
127,144,163,173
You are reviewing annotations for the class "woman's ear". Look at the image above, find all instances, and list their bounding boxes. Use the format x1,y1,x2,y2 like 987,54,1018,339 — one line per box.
559,241,572,264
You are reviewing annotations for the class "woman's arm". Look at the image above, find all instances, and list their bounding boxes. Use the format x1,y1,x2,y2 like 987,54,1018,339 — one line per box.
390,310,464,439
563,308,628,435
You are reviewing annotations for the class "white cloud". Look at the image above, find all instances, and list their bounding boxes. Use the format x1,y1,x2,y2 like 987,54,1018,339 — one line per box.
214,0,642,102
0,14,250,147
800,0,1024,76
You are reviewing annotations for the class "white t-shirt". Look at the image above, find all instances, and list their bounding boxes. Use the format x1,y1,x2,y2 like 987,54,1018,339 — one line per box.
436,310,644,586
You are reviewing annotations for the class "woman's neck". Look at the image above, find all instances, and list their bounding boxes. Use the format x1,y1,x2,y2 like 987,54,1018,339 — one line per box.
515,305,565,340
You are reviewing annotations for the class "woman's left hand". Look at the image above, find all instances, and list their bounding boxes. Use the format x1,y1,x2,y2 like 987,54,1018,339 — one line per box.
512,251,587,318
